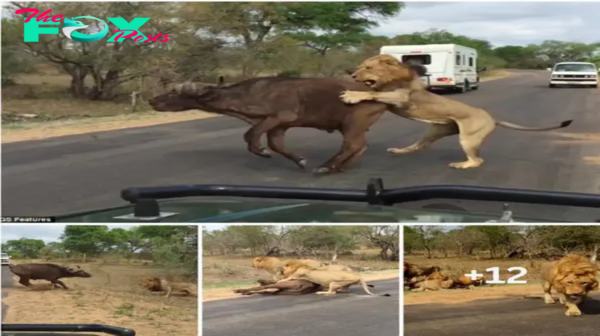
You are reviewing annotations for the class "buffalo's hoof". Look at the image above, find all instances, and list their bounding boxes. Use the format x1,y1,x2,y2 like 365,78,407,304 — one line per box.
260,148,272,156
312,167,331,175
296,159,308,170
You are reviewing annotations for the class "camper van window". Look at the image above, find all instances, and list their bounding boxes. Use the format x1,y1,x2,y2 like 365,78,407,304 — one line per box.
462,55,466,65
455,54,461,66
469,57,474,67
401,54,431,65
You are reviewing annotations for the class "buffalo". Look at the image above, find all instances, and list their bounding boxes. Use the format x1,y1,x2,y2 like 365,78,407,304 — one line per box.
148,76,389,174
8,263,92,289
233,279,322,296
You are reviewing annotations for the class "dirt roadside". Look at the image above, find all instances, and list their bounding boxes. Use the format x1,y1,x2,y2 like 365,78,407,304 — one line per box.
203,270,399,302
2,71,512,144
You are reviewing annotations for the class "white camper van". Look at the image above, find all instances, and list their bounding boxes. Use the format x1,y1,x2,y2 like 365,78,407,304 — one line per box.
379,44,480,93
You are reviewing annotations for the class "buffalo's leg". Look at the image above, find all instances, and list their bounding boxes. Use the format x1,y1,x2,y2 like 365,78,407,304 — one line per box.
313,134,366,174
314,113,376,174
228,112,271,156
233,283,287,295
335,144,368,172
243,117,285,158
17,276,32,287
266,128,307,169
53,279,69,289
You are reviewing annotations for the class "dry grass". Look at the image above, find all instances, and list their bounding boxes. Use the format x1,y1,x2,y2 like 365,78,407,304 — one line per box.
480,70,512,82
2,259,198,336
404,255,548,305
202,249,400,301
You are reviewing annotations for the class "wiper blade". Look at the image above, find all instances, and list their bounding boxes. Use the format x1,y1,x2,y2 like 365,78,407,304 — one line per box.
121,178,600,218
1,324,135,336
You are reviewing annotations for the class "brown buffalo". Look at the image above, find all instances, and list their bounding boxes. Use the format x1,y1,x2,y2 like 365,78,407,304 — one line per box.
233,279,376,295
148,76,388,174
233,279,323,296
8,263,92,289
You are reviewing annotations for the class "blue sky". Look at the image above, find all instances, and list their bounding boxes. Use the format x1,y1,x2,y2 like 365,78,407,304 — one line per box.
0,225,136,243
374,2,600,47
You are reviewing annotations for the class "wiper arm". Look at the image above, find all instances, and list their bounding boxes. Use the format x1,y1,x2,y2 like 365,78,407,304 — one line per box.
121,178,600,218
1,324,135,336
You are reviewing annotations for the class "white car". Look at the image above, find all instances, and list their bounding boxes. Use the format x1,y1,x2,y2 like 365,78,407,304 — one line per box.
548,62,598,88
1,253,10,265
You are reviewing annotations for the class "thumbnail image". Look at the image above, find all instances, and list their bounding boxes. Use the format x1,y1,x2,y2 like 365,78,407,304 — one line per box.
404,225,600,336
1,225,198,336
202,225,400,336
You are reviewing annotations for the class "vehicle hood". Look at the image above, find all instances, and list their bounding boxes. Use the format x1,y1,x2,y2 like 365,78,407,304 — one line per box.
54,198,562,223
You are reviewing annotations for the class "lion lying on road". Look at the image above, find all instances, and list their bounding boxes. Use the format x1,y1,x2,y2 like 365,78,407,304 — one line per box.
412,272,455,291
251,257,325,281
139,277,198,298
340,54,573,169
540,254,598,316
279,261,388,296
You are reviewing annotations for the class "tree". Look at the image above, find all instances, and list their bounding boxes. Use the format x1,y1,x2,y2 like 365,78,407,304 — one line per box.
8,2,179,100
354,225,399,261
290,226,357,257
2,238,46,258
413,225,442,259
534,40,599,65
60,225,113,257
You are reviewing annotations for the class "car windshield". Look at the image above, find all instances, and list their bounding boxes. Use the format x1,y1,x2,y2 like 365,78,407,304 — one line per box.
554,63,597,72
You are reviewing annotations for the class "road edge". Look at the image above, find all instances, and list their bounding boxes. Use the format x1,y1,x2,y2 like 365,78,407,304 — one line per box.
2,71,514,143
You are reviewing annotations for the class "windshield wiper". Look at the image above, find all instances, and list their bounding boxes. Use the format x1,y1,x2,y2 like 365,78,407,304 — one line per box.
1,324,135,336
121,178,600,217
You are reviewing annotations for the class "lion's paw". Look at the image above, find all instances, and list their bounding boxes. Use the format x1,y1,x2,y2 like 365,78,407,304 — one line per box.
565,308,582,317
339,91,366,104
315,291,335,295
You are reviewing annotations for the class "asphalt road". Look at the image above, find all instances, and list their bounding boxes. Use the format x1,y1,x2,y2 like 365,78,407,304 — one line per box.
3,70,600,220
405,293,600,336
203,278,399,336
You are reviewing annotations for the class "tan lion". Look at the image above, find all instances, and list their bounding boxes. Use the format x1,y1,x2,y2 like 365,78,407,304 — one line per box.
281,260,354,278
278,261,389,296
453,274,486,289
540,254,598,316
251,257,325,281
339,54,572,169
139,277,198,298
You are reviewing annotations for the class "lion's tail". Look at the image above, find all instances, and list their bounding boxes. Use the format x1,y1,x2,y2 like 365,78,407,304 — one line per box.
496,119,573,131
359,276,390,297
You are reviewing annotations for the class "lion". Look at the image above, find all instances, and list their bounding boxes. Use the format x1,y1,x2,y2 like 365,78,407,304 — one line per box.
404,262,441,280
139,277,198,298
251,257,325,281
539,254,598,316
414,274,454,291
453,274,486,289
339,54,573,169
279,261,387,296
